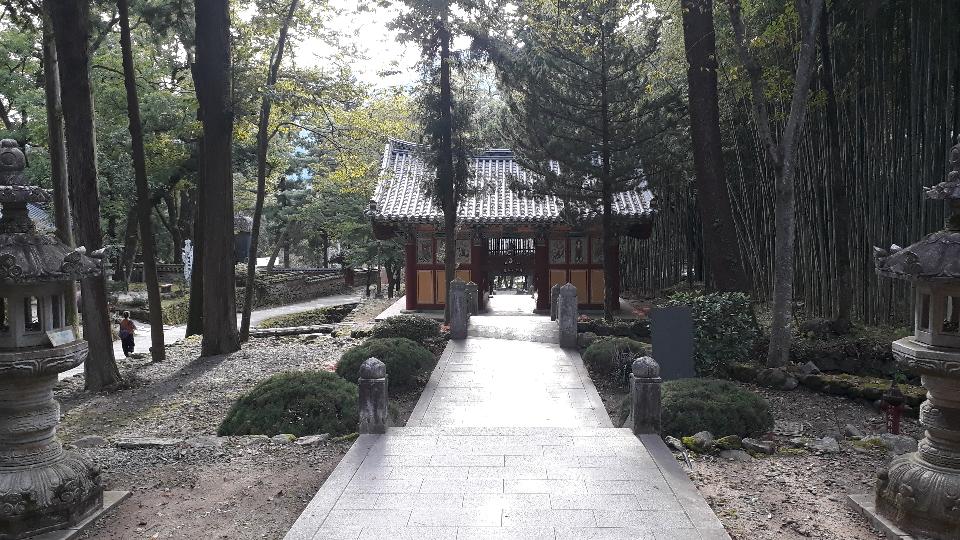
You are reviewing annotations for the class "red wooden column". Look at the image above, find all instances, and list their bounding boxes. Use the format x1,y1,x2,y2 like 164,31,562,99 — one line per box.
535,235,550,312
405,237,417,310
471,234,486,311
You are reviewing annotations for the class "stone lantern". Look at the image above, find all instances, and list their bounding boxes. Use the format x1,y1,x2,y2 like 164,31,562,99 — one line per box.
0,140,105,538
871,143,960,539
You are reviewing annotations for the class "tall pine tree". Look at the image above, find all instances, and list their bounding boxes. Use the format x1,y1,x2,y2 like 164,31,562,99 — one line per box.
477,0,681,318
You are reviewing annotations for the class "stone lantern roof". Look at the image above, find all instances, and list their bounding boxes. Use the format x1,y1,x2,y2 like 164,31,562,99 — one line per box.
874,143,960,283
0,139,102,284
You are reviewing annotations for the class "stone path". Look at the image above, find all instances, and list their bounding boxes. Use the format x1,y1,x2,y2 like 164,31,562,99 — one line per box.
286,317,728,539
59,290,363,380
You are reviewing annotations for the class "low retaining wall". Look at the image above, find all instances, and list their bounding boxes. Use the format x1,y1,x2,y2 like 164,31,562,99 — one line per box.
237,271,347,310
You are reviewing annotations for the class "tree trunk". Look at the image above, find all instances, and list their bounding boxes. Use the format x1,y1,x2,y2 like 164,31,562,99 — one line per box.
118,0,165,362
438,12,457,323
193,0,239,356
48,0,121,390
240,0,298,342
681,0,749,293
186,175,204,336
726,0,823,366
163,192,184,263
40,3,77,327
819,5,852,331
266,225,288,271
119,206,139,284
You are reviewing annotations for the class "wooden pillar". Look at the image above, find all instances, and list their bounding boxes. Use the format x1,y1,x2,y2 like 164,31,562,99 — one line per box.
405,237,417,310
535,235,549,312
471,235,485,311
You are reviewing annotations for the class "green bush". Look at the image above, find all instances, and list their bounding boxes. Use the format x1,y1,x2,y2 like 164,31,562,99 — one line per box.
370,315,441,342
218,371,358,437
582,337,647,385
160,295,191,325
664,292,759,376
661,378,773,438
337,337,434,391
578,318,650,340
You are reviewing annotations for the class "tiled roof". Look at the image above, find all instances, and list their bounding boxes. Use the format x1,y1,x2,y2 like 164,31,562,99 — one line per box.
371,139,653,225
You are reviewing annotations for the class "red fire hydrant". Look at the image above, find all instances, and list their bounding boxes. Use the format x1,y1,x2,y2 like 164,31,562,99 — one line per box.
882,382,906,435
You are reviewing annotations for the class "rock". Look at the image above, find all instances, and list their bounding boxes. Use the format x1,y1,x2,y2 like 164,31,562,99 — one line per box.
727,363,759,383
715,435,742,450
878,434,918,455
839,356,860,373
187,435,225,448
664,436,685,453
742,437,775,455
114,437,184,449
577,332,599,348
802,436,841,454
719,449,754,462
816,356,839,372
844,424,864,439
294,434,330,447
242,435,271,446
73,435,109,448
782,375,799,391
271,434,296,444
683,431,714,453
757,368,789,389
799,361,821,376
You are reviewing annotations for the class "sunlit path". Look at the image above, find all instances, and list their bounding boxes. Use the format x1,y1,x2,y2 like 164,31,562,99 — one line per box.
286,316,728,539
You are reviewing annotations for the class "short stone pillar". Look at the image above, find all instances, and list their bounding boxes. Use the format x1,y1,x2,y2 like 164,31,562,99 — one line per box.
358,357,388,434
449,278,468,340
558,283,578,348
550,283,560,321
465,281,479,315
630,356,662,435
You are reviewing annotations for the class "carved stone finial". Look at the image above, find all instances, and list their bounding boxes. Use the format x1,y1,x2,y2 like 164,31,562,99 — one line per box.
0,138,26,186
632,356,660,378
359,357,386,379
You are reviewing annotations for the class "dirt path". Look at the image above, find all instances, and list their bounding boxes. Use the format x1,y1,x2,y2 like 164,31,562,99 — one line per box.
54,298,412,539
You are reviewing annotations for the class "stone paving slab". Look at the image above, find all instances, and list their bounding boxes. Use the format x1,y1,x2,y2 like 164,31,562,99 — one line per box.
286,328,729,540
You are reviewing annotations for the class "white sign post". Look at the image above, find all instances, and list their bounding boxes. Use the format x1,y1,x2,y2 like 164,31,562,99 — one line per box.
182,239,194,285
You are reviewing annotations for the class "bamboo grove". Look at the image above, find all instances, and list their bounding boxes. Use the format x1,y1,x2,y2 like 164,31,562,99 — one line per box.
622,0,960,326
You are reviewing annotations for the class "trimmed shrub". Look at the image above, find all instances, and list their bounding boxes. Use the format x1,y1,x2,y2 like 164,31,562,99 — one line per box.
577,318,650,341
218,371,358,437
370,315,441,342
337,337,434,391
664,292,759,377
582,337,647,385
661,378,773,438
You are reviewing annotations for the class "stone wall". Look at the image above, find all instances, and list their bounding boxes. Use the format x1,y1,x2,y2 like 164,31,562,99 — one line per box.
236,270,348,310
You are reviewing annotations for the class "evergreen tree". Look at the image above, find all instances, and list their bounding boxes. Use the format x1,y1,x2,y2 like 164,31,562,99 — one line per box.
477,0,682,319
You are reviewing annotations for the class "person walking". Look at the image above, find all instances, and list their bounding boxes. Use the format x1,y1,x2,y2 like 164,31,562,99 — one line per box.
119,311,136,357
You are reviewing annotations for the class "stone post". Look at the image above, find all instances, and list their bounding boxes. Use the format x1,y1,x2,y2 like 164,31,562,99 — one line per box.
558,283,578,348
449,278,468,340
550,283,560,321
358,357,388,434
630,356,662,435
466,281,478,315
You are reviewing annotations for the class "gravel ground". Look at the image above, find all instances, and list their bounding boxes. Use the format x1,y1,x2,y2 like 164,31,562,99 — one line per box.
54,296,419,540
592,375,920,540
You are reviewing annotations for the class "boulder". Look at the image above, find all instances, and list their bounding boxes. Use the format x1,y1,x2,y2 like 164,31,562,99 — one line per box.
791,436,840,453
742,437,775,455
799,361,821,376
878,434,918,456
719,449,754,462
664,436,685,453
114,437,184,449
843,424,864,439
73,435,109,448
715,435,742,450
756,368,790,389
271,434,296,444
294,434,330,447
187,435,225,448
682,431,715,453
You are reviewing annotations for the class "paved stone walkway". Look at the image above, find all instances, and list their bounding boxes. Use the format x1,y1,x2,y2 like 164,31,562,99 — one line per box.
286,317,728,540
